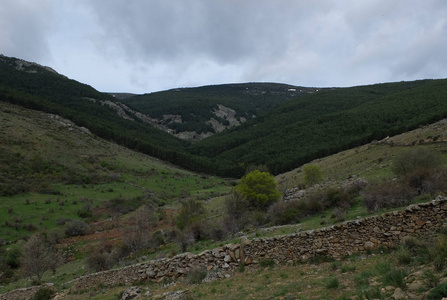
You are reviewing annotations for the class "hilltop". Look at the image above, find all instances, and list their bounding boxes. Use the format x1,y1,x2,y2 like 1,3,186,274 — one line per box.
2,54,447,177
121,83,320,141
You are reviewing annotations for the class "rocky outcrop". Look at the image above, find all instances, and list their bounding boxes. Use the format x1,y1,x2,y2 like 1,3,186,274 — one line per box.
66,196,447,292
207,104,245,133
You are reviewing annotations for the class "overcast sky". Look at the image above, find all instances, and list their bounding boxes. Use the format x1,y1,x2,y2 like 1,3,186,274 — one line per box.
1,0,446,94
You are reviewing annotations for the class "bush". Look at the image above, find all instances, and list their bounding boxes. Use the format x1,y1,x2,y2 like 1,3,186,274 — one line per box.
222,193,252,233
392,148,441,176
422,269,439,289
86,251,112,272
401,236,426,255
362,180,415,212
326,277,340,289
395,246,412,265
267,200,306,225
31,287,55,300
259,259,275,268
429,234,447,271
382,267,408,289
303,164,323,187
5,243,22,269
175,199,206,231
427,283,447,300
185,267,207,284
64,219,90,237
44,228,65,245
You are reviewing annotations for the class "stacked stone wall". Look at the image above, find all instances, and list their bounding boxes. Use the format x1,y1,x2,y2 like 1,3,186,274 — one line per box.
4,197,446,296
69,197,447,291
0,284,55,300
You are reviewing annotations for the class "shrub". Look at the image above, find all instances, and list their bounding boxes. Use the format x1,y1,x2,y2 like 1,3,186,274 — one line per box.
427,283,447,300
5,243,22,269
64,219,90,237
326,276,340,289
420,166,447,194
354,270,375,287
185,267,207,284
45,228,65,245
76,203,92,219
382,267,408,289
31,287,55,300
392,148,441,176
395,246,412,265
422,269,439,289
175,199,207,231
259,259,275,268
222,193,252,233
303,164,323,187
86,251,112,272
362,180,415,212
429,234,447,271
401,235,426,256
267,200,306,225
333,206,347,222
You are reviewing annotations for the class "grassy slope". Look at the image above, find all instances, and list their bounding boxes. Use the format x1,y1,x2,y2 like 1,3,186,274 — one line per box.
88,120,447,299
3,107,447,299
0,102,231,243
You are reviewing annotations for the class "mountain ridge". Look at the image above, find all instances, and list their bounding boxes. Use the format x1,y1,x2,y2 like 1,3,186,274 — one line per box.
1,54,447,177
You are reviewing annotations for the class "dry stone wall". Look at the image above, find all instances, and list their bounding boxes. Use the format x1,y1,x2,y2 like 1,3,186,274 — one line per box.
0,284,55,300
66,196,447,291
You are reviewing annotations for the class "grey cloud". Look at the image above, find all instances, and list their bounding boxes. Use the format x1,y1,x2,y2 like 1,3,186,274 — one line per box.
83,1,332,65
0,0,55,62
2,0,447,93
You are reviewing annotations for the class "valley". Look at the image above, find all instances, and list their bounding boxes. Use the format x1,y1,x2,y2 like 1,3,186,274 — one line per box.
1,55,447,299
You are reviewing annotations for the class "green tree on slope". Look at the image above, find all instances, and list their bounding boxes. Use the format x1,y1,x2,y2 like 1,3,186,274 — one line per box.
233,170,281,211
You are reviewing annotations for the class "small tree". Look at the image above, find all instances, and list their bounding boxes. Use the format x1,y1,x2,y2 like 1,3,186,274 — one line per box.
223,192,251,233
5,242,23,269
20,234,61,284
122,205,157,261
303,164,323,187
175,199,207,231
233,170,281,211
392,148,441,176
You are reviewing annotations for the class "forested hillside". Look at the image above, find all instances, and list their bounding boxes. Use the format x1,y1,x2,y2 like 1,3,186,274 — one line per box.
122,83,319,139
190,79,447,174
1,54,447,177
0,55,203,172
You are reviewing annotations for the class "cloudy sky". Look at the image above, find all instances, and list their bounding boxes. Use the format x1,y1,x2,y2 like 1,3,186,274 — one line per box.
1,0,446,94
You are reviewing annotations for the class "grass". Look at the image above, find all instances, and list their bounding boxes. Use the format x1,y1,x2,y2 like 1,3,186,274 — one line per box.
0,103,231,243
4,102,447,298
